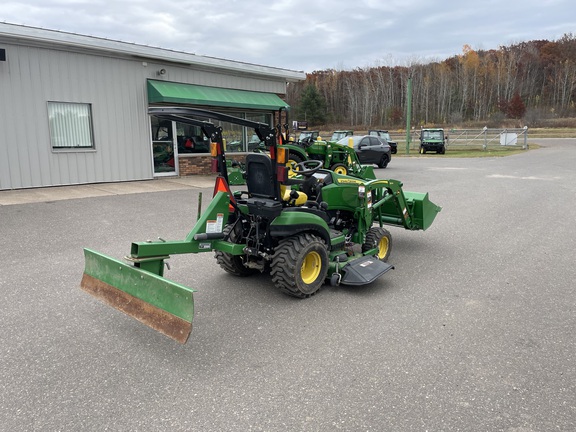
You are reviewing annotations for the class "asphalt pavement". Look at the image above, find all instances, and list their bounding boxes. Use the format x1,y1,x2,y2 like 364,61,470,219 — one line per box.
1,139,575,431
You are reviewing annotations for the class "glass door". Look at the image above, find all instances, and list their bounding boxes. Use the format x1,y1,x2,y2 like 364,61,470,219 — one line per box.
151,116,178,176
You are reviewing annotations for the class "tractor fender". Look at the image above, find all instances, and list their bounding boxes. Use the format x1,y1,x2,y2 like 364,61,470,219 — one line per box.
269,211,331,246
281,144,308,161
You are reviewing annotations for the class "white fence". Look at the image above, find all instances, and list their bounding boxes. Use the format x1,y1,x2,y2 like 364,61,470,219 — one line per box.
389,127,529,151
445,127,529,150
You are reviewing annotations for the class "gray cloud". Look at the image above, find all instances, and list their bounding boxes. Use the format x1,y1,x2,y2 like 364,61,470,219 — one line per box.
2,0,573,72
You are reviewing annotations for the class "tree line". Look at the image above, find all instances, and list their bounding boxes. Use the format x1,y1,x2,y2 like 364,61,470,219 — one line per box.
286,34,576,128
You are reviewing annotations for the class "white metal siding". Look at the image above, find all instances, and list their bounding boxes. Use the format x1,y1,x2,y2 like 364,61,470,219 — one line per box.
0,41,289,189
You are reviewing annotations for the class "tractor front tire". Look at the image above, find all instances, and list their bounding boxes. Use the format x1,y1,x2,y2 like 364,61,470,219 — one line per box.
270,233,329,298
330,163,348,175
362,227,392,262
215,224,259,276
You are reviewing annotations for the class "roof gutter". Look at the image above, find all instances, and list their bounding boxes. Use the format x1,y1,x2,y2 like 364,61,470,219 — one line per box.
0,22,306,82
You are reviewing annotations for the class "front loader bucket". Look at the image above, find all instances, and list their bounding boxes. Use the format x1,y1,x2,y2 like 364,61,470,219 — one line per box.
374,186,442,231
403,191,442,230
81,248,195,343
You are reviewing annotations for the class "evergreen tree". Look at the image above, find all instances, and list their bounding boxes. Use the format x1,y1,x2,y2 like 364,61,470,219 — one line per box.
298,84,326,125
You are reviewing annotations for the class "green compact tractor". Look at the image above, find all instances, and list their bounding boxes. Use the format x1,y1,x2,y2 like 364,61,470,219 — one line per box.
81,107,441,344
256,134,374,179
228,126,370,183
282,136,376,179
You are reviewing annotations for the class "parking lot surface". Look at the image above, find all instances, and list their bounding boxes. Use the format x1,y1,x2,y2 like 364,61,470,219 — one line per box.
1,139,575,431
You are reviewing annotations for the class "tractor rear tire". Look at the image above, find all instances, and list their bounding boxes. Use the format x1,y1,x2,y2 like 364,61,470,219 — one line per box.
215,224,259,276
362,227,392,262
330,163,348,175
270,233,329,298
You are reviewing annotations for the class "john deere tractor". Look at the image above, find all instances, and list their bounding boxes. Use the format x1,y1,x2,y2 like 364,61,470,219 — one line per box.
81,107,441,343
234,123,373,182
282,136,375,179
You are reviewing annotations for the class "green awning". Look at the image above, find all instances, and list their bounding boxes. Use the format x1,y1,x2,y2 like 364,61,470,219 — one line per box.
147,80,289,110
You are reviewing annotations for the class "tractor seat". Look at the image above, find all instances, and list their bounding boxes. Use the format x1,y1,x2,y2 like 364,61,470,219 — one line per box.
245,152,308,212
245,153,277,199
244,153,283,218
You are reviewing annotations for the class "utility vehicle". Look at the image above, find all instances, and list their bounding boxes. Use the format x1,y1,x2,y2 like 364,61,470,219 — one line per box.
420,128,446,154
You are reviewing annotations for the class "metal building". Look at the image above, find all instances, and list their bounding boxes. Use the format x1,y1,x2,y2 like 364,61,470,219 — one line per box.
0,23,305,190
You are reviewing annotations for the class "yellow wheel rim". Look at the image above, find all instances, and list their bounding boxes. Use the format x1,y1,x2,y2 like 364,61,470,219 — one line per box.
301,251,322,284
288,159,300,178
377,237,390,260
333,166,347,175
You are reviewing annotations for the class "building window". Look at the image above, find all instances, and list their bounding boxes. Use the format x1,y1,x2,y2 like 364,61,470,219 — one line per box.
156,110,273,154
215,111,245,153
48,102,94,150
245,113,272,151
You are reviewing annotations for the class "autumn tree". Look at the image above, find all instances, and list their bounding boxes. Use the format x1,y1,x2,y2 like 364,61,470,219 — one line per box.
285,34,576,127
507,92,527,118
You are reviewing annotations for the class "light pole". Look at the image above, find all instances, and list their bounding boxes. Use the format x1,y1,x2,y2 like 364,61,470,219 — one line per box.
405,73,412,155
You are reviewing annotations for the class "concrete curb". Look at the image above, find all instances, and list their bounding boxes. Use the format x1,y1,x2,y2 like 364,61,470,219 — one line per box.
0,176,218,206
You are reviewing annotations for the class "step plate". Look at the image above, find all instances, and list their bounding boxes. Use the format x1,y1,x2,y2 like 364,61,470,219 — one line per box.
339,255,394,286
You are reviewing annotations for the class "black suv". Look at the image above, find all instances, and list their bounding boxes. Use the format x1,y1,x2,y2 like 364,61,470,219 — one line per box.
337,135,391,168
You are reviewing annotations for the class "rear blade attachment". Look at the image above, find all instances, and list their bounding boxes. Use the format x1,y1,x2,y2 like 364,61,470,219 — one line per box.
80,248,195,344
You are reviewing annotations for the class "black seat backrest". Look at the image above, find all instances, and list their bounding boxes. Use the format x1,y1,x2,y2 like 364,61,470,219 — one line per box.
245,153,278,199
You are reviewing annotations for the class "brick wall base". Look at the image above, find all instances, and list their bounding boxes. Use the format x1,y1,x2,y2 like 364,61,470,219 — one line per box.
178,154,247,176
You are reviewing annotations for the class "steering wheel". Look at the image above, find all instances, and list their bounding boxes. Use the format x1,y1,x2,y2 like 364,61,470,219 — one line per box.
294,160,323,176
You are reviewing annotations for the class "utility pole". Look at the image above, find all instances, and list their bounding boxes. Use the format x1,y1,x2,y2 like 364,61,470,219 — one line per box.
405,74,412,155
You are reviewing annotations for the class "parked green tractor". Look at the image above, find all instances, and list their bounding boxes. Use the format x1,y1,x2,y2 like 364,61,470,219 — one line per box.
81,107,441,344
229,136,375,183
282,136,376,179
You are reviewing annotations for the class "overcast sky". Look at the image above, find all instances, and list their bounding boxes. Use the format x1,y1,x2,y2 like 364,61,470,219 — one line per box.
2,0,574,72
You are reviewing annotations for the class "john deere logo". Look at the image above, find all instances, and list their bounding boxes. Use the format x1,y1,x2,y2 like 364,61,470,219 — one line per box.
337,178,362,184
